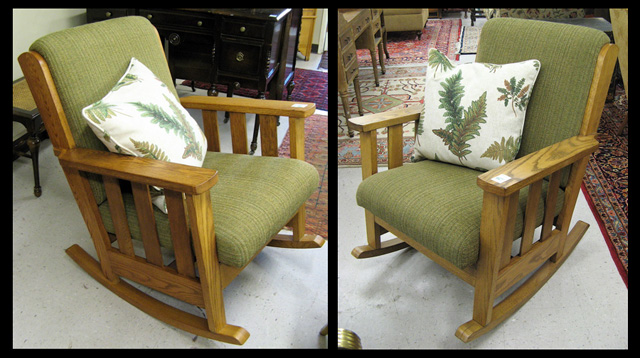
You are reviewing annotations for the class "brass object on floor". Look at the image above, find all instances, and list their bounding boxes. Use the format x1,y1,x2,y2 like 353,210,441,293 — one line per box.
337,328,362,349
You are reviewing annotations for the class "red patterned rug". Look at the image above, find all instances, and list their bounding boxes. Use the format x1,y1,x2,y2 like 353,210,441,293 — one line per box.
356,18,461,67
181,68,328,111
279,114,328,240
581,93,628,287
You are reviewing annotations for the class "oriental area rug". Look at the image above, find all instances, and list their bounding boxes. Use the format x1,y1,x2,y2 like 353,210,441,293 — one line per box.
581,93,628,287
279,114,328,240
338,19,462,167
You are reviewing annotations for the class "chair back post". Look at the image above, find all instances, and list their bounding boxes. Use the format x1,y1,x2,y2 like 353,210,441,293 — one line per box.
18,51,75,155
20,51,120,283
579,43,619,136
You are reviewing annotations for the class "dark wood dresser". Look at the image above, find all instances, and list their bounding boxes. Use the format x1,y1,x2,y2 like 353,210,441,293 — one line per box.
87,8,302,153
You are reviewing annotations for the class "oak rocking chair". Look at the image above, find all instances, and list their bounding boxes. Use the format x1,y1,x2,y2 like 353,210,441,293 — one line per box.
348,18,617,342
19,16,324,345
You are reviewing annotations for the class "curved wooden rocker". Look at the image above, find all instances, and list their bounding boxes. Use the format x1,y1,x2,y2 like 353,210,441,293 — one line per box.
348,18,618,343
19,16,324,345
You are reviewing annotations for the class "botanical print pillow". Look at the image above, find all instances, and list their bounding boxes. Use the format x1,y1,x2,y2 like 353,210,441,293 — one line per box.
82,57,207,212
411,48,540,171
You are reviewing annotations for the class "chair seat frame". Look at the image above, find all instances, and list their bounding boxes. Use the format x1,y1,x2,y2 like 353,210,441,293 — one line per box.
19,29,325,344
347,43,618,343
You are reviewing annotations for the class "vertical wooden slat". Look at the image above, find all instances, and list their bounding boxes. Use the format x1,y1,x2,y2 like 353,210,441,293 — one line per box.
259,114,279,157
165,189,196,278
387,124,404,169
202,110,220,152
540,171,562,242
229,112,248,154
186,192,227,333
288,117,306,160
131,182,164,266
103,175,135,257
520,180,543,256
360,131,378,180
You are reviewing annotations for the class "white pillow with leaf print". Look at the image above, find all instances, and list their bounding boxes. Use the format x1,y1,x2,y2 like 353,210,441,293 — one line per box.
82,57,207,213
411,48,540,171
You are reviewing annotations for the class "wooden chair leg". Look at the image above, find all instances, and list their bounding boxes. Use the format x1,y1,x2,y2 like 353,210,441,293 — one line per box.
352,210,409,258
268,204,325,248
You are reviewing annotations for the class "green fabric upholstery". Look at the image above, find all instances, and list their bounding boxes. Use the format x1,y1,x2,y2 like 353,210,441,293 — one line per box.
29,16,177,204
475,18,610,186
356,161,564,269
99,152,319,268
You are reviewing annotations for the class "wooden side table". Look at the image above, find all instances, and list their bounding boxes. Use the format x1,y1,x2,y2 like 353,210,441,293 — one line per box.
13,78,47,197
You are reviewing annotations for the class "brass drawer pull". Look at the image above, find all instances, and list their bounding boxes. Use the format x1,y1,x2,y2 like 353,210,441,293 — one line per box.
236,52,245,62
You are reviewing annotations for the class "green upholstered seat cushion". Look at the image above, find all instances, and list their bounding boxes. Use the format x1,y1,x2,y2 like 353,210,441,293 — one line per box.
356,160,564,269
99,152,319,268
29,16,178,205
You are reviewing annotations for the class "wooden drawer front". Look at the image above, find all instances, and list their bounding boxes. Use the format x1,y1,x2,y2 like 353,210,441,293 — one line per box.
217,37,263,76
344,50,359,83
351,12,371,37
139,9,213,32
371,9,381,19
219,17,266,39
341,43,357,68
339,30,353,49
87,8,135,23
371,15,381,32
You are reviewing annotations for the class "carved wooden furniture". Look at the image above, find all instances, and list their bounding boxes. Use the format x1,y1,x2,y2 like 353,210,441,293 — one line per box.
347,18,618,343
19,16,324,345
13,78,47,197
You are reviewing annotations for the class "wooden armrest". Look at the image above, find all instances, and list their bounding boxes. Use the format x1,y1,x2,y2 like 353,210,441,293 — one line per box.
477,135,598,196
180,95,315,118
57,148,218,195
347,105,422,133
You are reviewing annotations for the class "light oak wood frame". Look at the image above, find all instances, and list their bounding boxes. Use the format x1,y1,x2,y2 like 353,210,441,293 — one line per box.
18,44,324,344
347,43,618,343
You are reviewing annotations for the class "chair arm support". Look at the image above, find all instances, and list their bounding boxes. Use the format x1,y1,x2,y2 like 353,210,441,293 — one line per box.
180,95,316,118
477,135,598,196
57,148,218,195
347,105,422,133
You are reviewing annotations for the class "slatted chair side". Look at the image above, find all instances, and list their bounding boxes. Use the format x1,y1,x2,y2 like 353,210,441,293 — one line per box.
101,173,198,278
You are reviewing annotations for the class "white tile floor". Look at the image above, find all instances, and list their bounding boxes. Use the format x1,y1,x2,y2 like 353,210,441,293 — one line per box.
337,12,627,349
13,52,328,348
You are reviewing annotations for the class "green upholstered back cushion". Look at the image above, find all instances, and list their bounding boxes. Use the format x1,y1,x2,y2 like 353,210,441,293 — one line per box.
30,16,177,204
475,18,610,164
